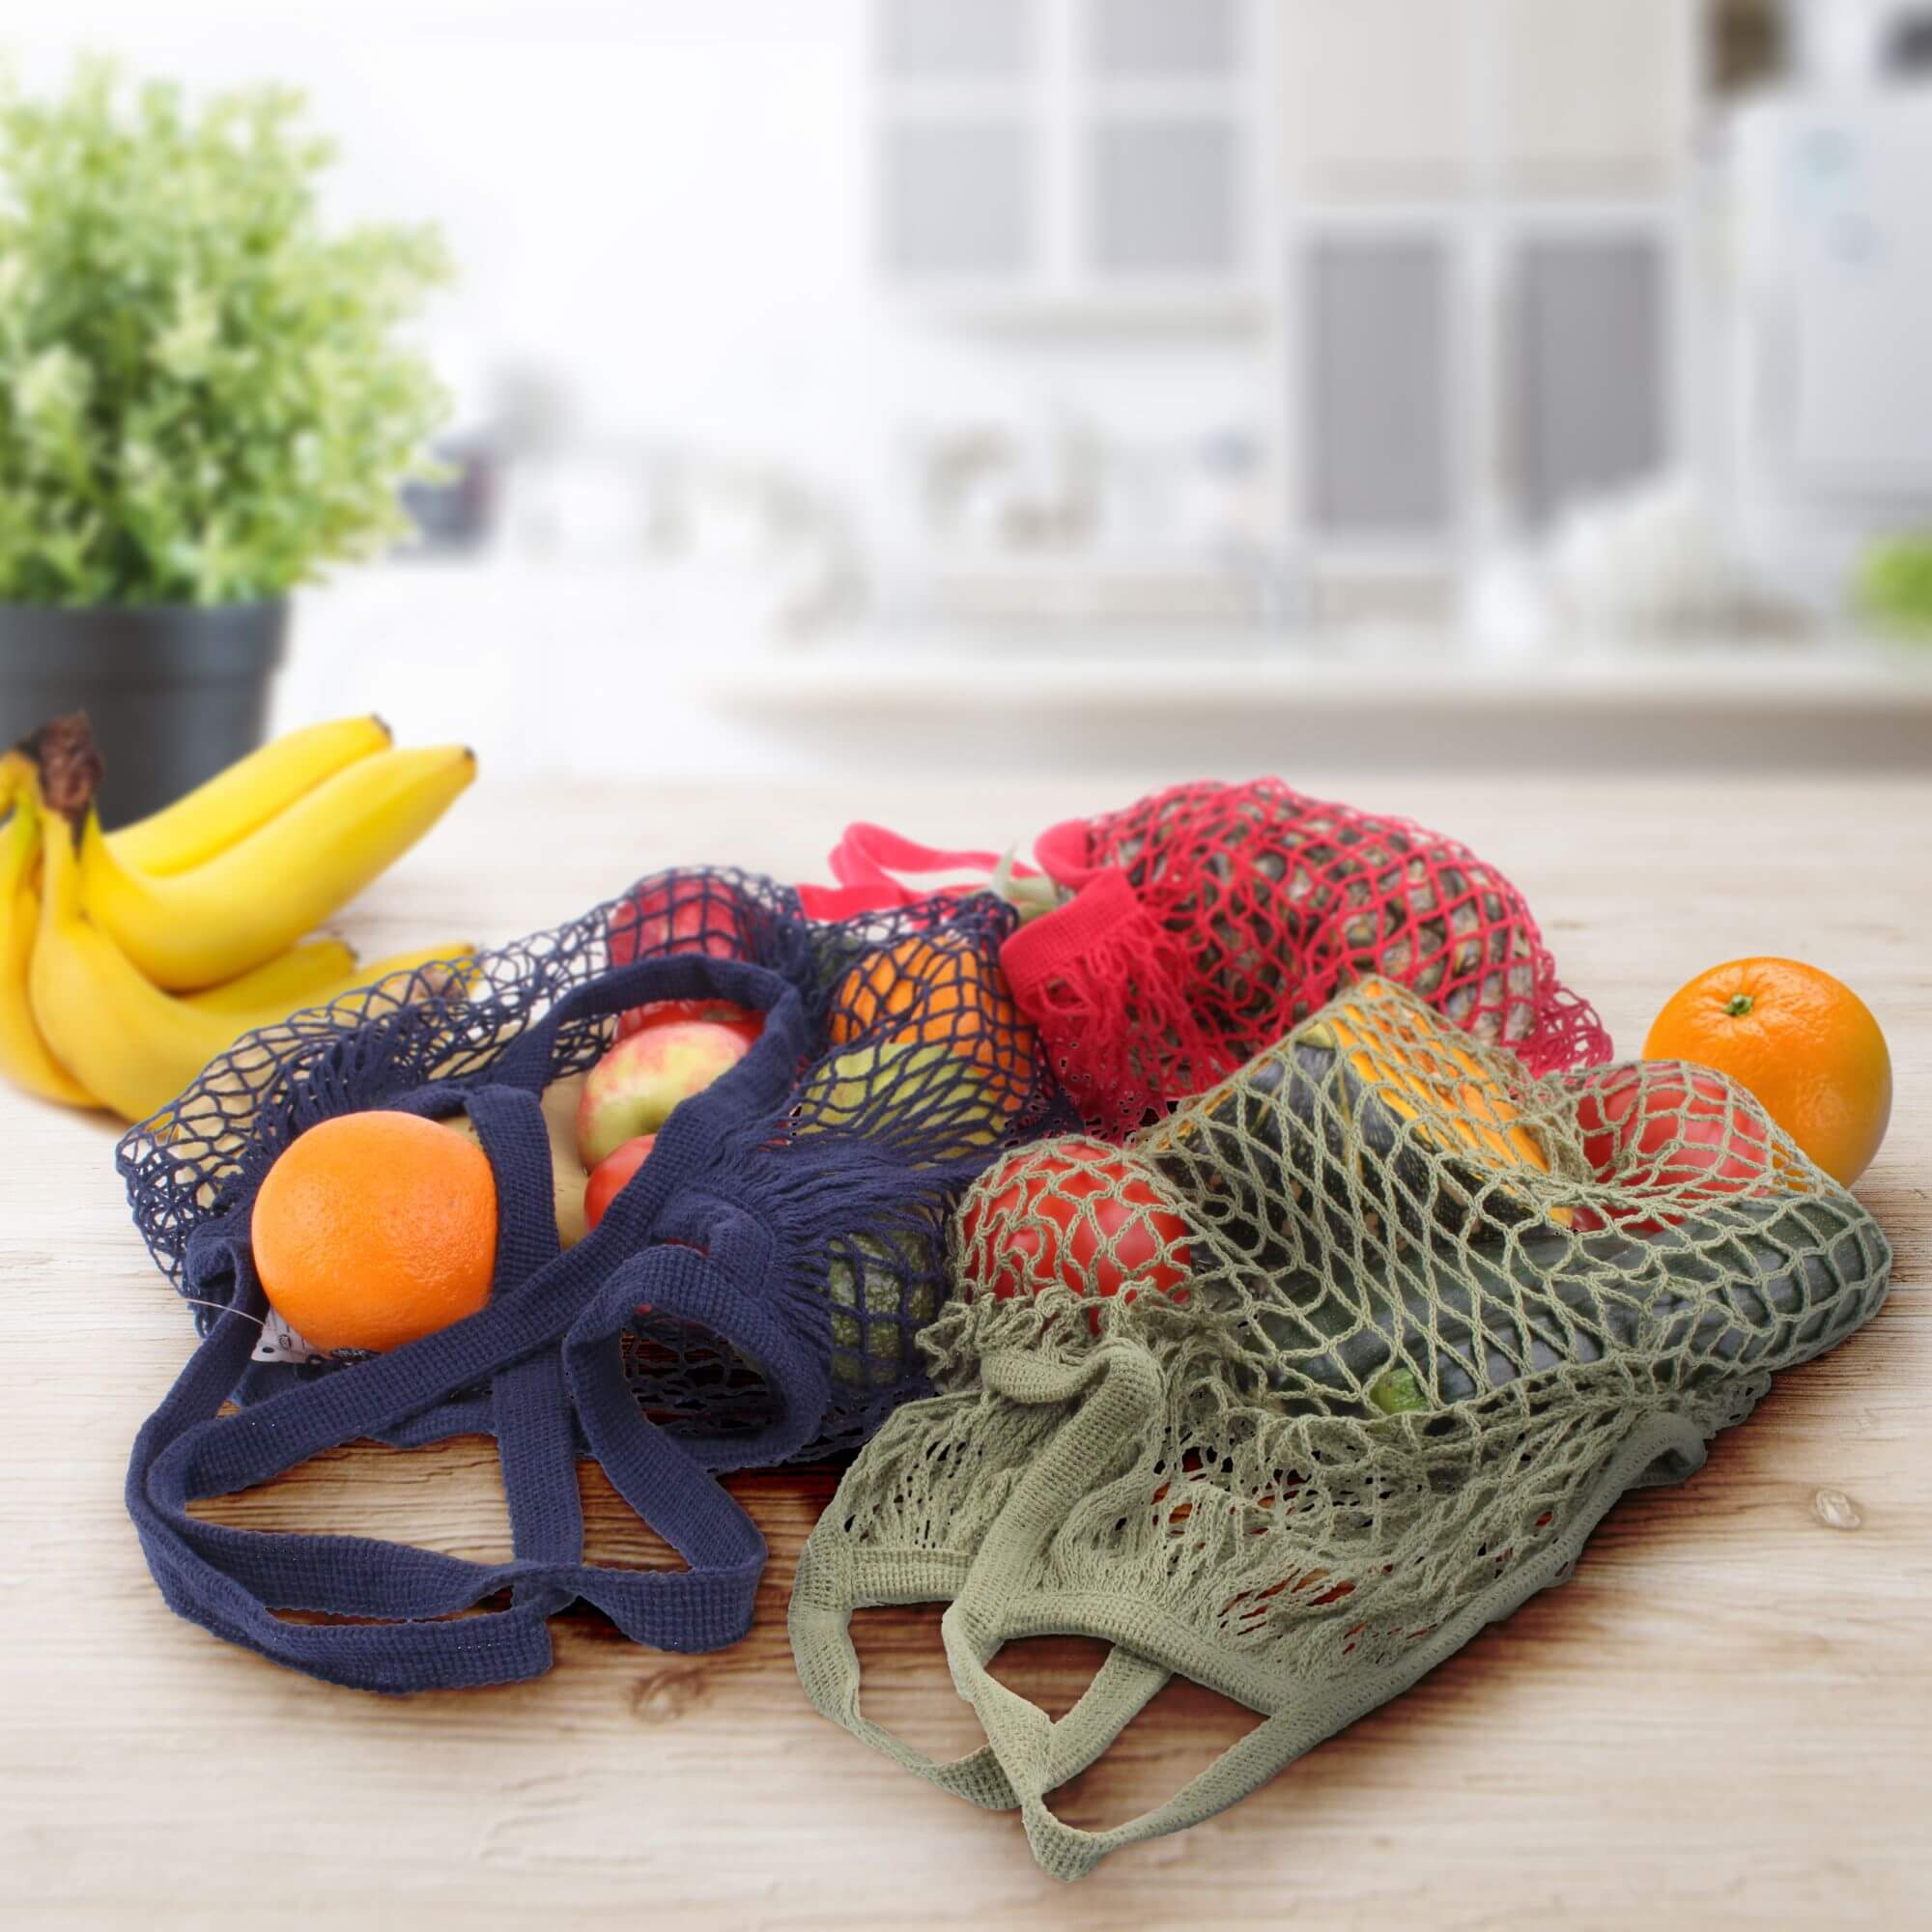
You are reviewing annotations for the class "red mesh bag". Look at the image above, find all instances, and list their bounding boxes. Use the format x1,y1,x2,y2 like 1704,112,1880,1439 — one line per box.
806,779,1610,1136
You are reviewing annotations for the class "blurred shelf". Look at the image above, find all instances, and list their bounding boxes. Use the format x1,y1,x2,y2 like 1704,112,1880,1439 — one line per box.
882,290,1270,333
698,632,1932,773
706,635,1932,719
279,558,1932,774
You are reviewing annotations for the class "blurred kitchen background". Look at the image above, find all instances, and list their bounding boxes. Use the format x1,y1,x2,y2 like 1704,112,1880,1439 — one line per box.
12,0,1932,775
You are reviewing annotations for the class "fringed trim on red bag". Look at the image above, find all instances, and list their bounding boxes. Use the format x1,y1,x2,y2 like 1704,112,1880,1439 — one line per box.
1516,983,1614,1076
1000,869,1226,1138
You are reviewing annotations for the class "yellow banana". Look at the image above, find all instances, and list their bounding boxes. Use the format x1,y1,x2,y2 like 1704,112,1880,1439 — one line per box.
0,797,98,1108
106,714,393,875
181,936,361,1017
288,939,481,1018
180,937,480,1020
29,799,477,1123
74,742,477,991
33,805,288,1122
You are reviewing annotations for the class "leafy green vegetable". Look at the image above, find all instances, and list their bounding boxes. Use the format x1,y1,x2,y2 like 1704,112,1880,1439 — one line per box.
1857,534,1932,641
0,63,451,606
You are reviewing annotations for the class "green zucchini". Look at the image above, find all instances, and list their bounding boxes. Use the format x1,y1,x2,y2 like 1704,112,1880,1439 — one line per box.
1210,1196,1888,1420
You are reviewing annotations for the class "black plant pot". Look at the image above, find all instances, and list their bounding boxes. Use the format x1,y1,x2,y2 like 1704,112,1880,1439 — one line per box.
0,602,288,828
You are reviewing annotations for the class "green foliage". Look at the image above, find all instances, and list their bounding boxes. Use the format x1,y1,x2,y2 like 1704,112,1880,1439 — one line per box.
1858,534,1932,641
0,64,451,607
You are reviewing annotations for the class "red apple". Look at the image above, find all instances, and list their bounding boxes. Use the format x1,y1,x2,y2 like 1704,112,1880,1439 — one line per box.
615,997,764,1046
1573,1062,1771,1232
583,1134,656,1231
958,1140,1191,1306
577,1020,751,1166
609,876,750,967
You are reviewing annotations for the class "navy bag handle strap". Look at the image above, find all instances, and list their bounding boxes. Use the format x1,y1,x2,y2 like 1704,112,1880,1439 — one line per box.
128,1091,581,1691
126,958,814,1690
565,1185,835,1476
488,952,808,1096
546,1207,834,1657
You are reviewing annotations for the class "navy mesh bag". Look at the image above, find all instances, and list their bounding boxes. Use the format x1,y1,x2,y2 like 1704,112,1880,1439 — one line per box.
118,868,1073,1692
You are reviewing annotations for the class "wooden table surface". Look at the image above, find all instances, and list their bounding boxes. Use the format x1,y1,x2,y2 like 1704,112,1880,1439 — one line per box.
3,772,1926,1931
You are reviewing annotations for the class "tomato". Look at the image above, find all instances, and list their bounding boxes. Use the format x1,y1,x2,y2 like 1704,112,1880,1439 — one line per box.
1572,1062,1771,1231
583,1133,657,1231
615,997,764,1046
958,1138,1191,1305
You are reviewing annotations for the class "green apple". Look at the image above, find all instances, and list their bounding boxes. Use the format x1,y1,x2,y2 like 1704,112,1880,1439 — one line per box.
795,1039,1015,1154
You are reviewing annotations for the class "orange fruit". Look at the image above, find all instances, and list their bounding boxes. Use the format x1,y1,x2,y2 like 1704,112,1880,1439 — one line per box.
829,933,1034,1083
1643,958,1891,1185
252,1110,498,1351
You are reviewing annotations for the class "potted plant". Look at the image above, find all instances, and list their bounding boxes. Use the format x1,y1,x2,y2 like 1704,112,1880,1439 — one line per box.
0,65,449,823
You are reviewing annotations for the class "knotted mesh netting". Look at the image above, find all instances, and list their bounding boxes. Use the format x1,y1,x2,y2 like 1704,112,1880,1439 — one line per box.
791,978,1889,1877
1000,778,1611,1133
119,869,1073,1690
122,868,798,1286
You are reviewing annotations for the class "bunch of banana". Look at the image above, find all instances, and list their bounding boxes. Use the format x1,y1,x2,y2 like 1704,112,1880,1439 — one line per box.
0,712,478,1122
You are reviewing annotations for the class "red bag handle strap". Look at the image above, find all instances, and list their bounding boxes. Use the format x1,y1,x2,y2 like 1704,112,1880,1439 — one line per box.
1028,816,1102,889
799,822,1051,920
828,823,1025,890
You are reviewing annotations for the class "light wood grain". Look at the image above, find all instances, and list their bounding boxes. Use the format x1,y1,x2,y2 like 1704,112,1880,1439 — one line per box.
2,773,1927,1931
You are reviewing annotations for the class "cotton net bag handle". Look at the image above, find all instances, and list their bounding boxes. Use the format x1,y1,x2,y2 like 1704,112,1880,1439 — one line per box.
126,955,816,1690
787,1363,1172,1809
935,1364,1707,1880
803,978,1890,1878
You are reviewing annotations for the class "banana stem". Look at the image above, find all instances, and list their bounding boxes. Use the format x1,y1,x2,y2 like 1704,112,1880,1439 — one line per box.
26,713,103,828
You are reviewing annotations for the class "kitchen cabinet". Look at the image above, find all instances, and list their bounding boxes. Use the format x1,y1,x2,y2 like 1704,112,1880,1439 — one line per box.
1495,0,1690,193
1274,0,1698,599
880,118,1035,278
1278,0,1692,198
1278,0,1479,198
1088,0,1238,76
1089,117,1239,274
879,0,1031,78
872,0,1258,314
869,0,1703,621
1302,236,1456,536
1510,234,1670,527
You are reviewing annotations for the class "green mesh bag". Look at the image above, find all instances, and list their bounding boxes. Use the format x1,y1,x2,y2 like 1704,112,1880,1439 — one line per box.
791,979,1891,1879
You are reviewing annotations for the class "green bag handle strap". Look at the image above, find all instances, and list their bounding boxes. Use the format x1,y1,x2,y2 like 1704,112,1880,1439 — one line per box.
941,1406,1717,1880
788,1537,1170,1810
969,1340,1168,1556
788,1337,1178,1808
944,1611,1304,1882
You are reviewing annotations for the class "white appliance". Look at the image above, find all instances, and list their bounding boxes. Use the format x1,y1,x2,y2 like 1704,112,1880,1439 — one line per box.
1728,14,1932,607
